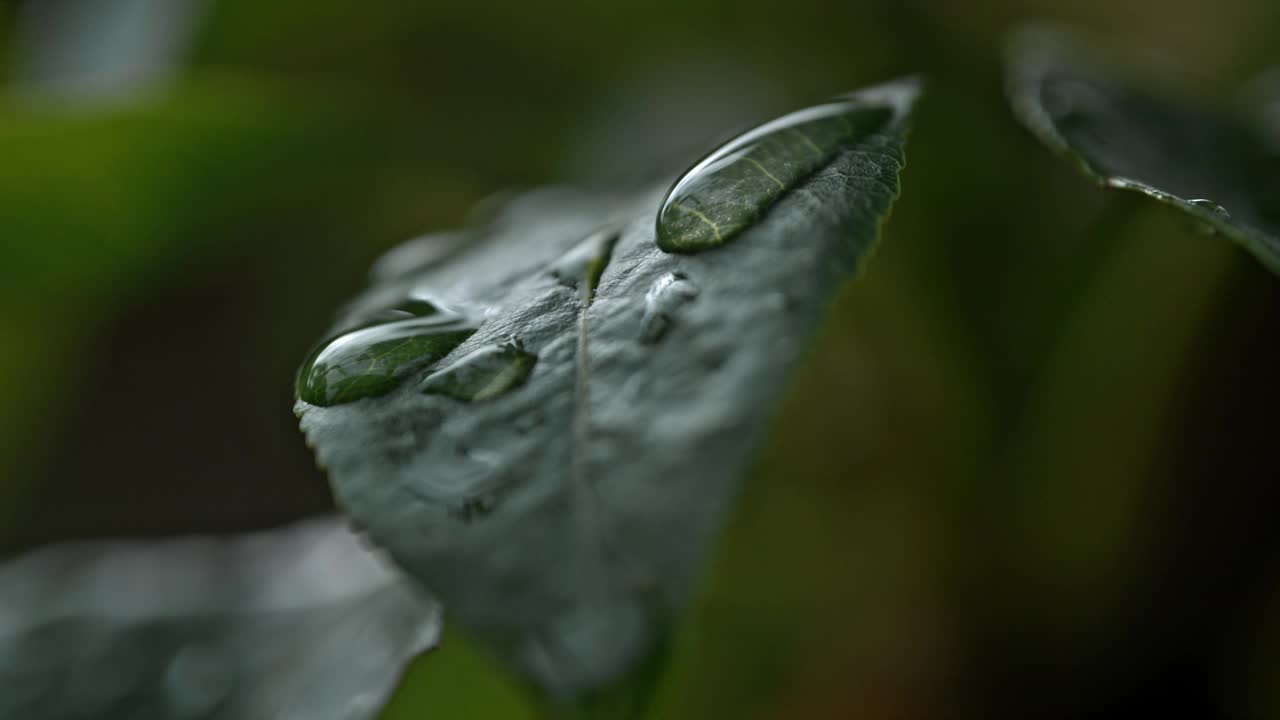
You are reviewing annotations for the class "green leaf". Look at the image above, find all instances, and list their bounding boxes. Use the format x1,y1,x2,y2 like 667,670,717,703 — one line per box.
655,96,895,253
296,77,919,714
1005,25,1280,274
0,516,439,719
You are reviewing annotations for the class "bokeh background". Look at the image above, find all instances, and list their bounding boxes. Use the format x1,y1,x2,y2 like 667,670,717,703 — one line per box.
2,0,1278,717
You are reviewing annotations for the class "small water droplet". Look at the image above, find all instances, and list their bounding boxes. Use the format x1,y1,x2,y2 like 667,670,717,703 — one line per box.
420,339,537,402
165,644,233,716
639,272,699,344
549,228,619,301
298,300,477,407
656,99,894,253
451,491,500,522
1188,198,1231,219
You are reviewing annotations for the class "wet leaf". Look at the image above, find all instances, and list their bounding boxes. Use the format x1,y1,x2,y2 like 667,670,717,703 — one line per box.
1006,25,1280,274
296,77,919,715
0,516,440,719
656,96,895,253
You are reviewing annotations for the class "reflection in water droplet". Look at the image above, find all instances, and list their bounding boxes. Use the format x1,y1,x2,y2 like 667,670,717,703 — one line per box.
1189,198,1231,219
297,299,477,407
165,644,233,716
549,228,619,301
420,340,537,402
655,99,894,253
639,272,699,344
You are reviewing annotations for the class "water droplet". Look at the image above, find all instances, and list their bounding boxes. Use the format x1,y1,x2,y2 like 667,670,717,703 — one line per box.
656,99,894,253
359,296,447,324
451,491,500,522
549,228,619,301
165,644,233,716
420,340,537,402
1189,198,1231,219
298,300,477,407
639,272,699,344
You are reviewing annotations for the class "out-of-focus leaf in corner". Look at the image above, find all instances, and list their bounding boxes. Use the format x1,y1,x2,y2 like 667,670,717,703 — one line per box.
0,515,440,719
1006,24,1280,274
14,0,207,101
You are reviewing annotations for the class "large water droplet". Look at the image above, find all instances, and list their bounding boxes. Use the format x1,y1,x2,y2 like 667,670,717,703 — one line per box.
655,99,894,253
297,299,477,407
420,340,537,402
550,228,619,301
1188,198,1231,219
639,272,699,344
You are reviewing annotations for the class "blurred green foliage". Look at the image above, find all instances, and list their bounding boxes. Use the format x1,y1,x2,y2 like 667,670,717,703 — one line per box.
1,0,1278,718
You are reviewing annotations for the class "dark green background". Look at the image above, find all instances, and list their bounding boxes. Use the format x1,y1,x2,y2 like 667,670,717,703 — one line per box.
1,1,1277,718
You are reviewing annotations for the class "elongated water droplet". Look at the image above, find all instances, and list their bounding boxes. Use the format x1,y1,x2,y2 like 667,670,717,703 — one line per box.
656,99,894,253
297,301,477,407
639,272,699,344
1188,198,1230,218
420,340,537,402
360,296,448,324
550,228,618,302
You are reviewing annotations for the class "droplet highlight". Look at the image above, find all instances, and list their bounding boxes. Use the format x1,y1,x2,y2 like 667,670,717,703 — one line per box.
639,272,699,344
297,298,477,407
420,340,537,402
1189,198,1230,219
656,99,894,253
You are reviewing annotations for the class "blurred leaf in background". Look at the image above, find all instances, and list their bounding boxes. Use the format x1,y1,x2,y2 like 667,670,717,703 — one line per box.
0,516,440,719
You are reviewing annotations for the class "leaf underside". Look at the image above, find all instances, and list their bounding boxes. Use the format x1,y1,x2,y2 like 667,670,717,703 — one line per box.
1006,25,1280,274
0,516,439,720
296,77,920,711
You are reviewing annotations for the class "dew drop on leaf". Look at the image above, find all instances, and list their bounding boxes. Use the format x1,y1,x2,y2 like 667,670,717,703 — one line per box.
549,227,619,300
639,271,699,344
655,99,894,253
420,340,537,402
296,299,477,407
1189,198,1231,218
